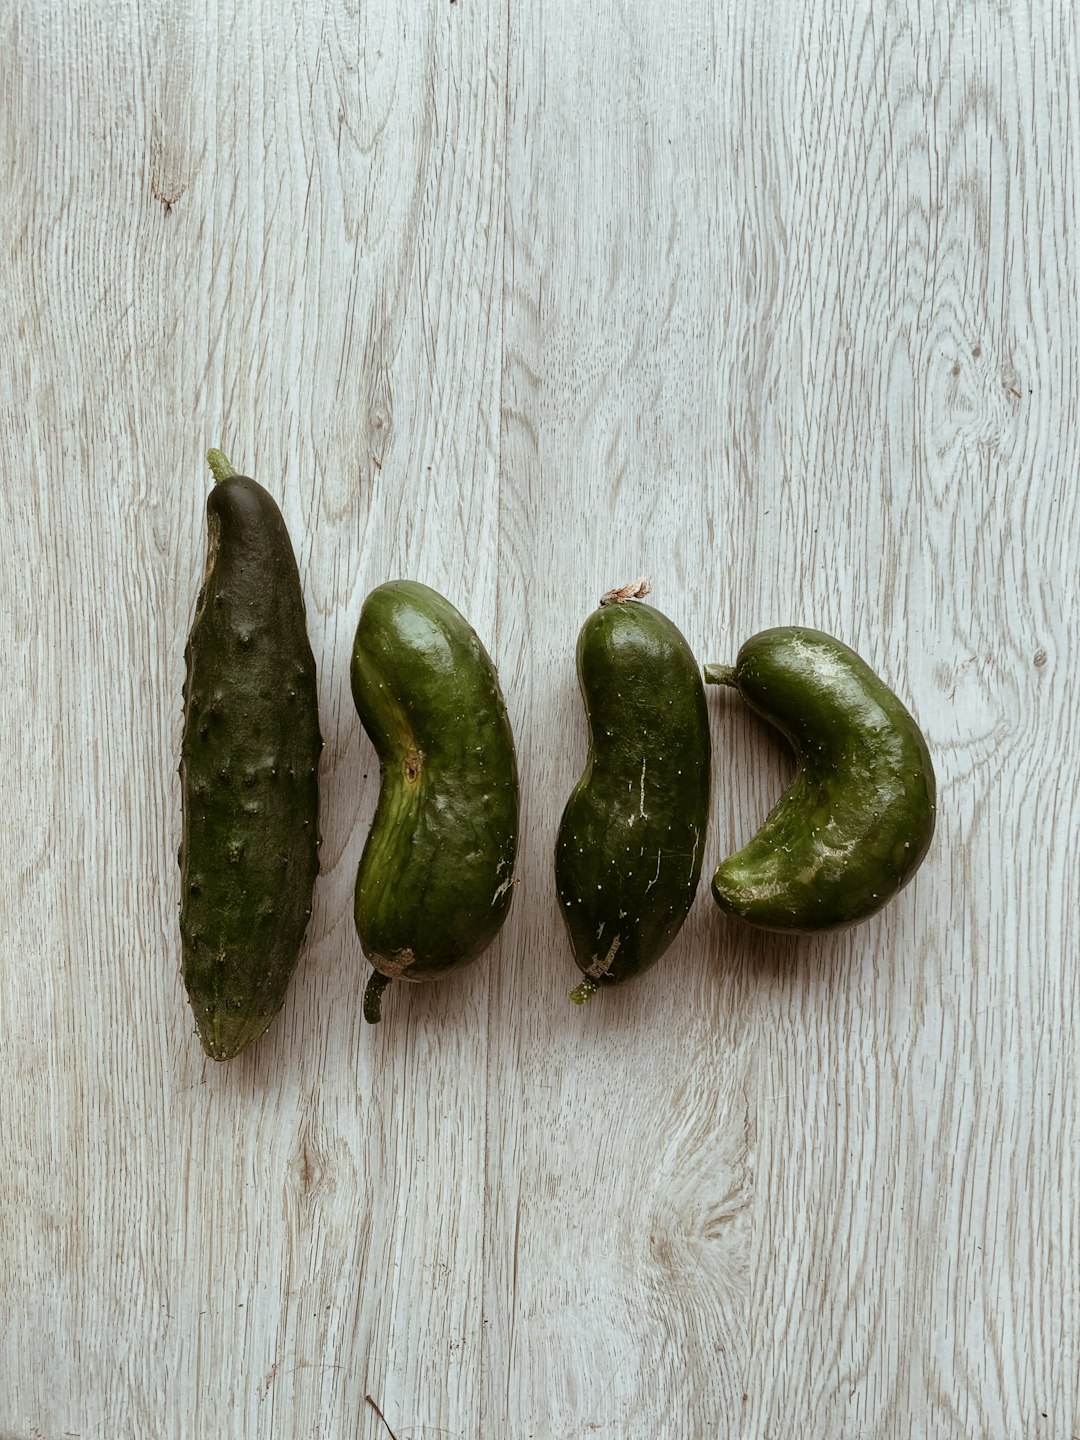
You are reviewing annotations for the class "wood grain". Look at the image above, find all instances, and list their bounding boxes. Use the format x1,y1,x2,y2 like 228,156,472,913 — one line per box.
1,1,1077,1436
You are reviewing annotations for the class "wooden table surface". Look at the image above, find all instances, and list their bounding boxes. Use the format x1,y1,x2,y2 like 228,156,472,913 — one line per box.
2,2,1077,1436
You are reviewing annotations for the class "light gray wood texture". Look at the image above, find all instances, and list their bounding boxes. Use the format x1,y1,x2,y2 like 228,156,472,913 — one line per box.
1,1,1077,1436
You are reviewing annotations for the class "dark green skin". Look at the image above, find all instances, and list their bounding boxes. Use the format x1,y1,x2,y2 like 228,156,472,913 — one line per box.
706,627,936,932
351,581,519,1022
179,467,321,1059
555,600,712,999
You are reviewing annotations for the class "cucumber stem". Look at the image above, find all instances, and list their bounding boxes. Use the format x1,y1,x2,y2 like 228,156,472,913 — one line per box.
206,448,239,485
364,970,392,1024
569,978,597,1006
704,663,738,688
599,578,652,607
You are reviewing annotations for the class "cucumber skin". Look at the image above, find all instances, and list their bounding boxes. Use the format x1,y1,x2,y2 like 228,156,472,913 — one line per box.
711,627,936,932
179,476,321,1060
555,601,712,990
352,581,519,983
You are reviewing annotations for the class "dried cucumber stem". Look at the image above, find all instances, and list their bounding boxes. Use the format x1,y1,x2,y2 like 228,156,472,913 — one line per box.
569,978,597,1005
704,663,738,688
599,578,652,607
363,970,392,1024
206,448,239,484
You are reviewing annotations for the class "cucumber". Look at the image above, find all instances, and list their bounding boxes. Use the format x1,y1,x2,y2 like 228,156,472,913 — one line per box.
178,450,321,1059
705,627,936,931
555,584,712,1002
351,581,519,1023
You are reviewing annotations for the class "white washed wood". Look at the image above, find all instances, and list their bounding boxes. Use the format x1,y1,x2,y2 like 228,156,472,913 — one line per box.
0,1,1077,1437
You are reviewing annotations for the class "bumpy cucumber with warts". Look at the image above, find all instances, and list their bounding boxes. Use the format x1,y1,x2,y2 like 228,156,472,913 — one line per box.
706,627,935,932
351,581,519,1024
555,582,712,1003
179,450,322,1059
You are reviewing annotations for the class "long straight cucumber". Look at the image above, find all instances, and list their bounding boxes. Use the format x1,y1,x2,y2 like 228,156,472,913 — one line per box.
178,450,322,1059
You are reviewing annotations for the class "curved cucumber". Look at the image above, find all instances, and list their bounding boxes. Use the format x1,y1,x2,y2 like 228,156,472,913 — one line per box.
351,581,519,1022
555,590,712,1001
179,450,322,1059
706,626,936,931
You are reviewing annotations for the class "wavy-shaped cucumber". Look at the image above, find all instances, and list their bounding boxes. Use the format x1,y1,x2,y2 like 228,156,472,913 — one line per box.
706,626,936,931
351,581,519,1023
178,450,321,1059
555,585,712,1003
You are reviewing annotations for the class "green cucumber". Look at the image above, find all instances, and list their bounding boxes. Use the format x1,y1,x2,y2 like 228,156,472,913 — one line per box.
705,626,936,931
351,581,519,1023
555,585,712,1002
178,450,322,1059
